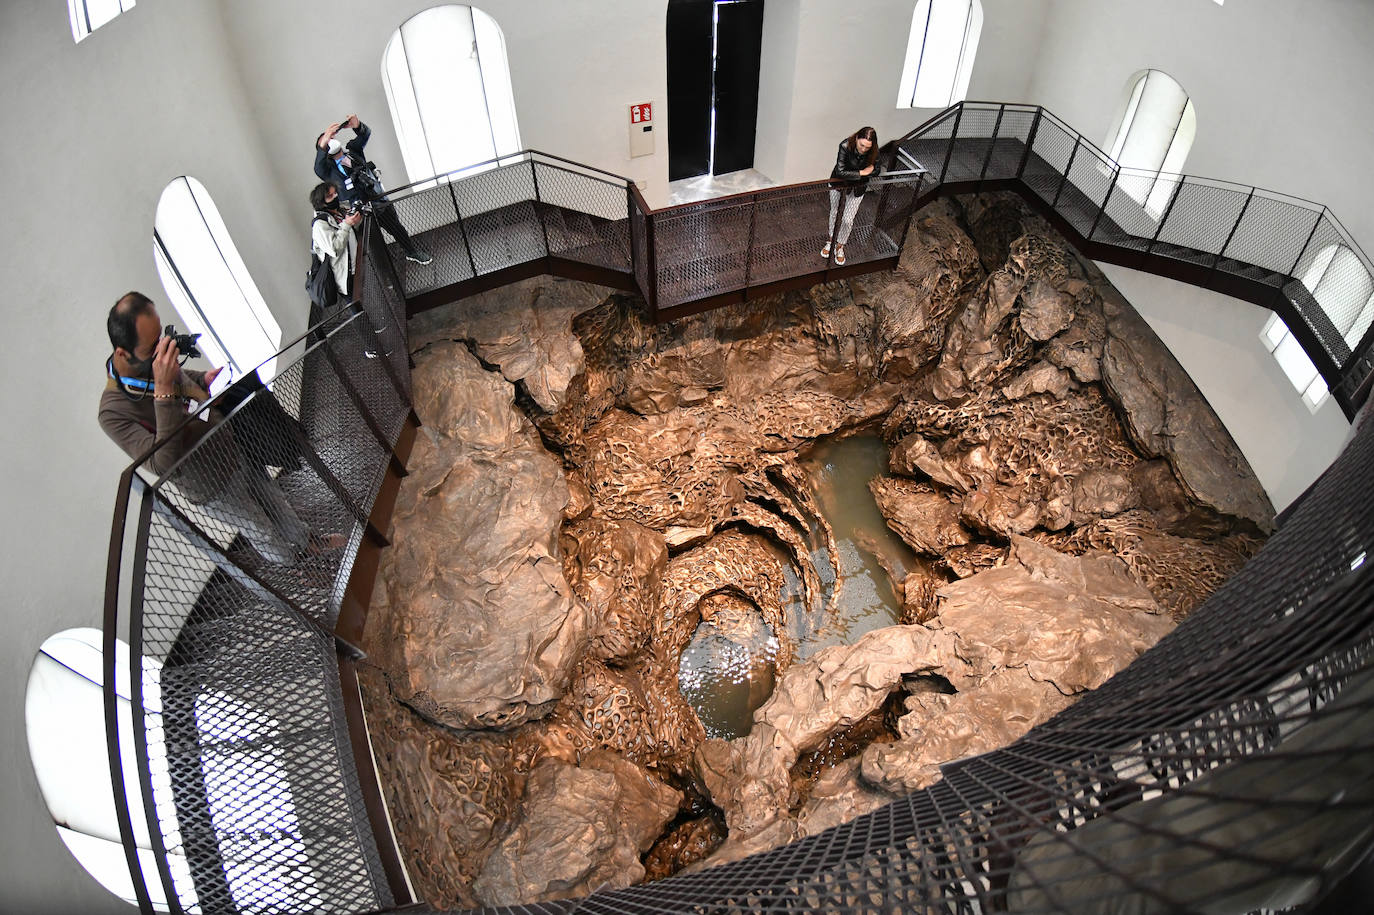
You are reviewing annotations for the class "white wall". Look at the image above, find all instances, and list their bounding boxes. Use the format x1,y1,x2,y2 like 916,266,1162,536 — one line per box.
218,0,672,208
0,0,303,911
752,0,1048,186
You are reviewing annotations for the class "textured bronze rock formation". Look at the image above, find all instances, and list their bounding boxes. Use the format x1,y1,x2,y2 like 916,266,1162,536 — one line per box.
360,191,1273,907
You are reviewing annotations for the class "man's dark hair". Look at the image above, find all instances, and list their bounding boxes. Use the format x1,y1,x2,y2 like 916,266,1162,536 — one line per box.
310,182,337,212
108,291,154,352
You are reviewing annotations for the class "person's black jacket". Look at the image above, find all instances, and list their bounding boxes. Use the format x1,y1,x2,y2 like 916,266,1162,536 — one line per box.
314,121,377,206
830,139,882,198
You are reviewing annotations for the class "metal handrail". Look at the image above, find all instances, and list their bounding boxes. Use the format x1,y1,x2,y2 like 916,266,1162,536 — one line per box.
383,148,632,201
892,100,1374,416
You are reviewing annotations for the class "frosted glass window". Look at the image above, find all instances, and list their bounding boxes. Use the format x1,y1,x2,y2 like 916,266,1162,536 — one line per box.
69,0,135,42
1104,70,1196,219
1260,313,1330,411
154,177,281,384
26,629,193,912
382,5,522,186
1298,244,1374,348
896,0,983,109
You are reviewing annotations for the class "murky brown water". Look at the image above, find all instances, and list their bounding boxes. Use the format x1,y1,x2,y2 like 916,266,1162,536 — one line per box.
678,434,913,739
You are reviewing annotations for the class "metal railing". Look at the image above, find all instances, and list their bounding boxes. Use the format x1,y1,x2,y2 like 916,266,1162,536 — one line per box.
102,232,414,912
895,101,1374,418
369,107,1374,418
103,104,1374,913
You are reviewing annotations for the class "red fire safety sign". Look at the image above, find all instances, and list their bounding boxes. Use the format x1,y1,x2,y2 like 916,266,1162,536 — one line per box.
630,102,653,124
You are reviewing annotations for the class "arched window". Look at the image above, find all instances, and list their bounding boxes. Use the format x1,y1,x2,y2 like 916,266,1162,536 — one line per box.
26,629,194,911
382,5,521,185
1103,69,1196,218
896,0,983,109
70,0,135,43
154,177,281,384
1262,244,1374,411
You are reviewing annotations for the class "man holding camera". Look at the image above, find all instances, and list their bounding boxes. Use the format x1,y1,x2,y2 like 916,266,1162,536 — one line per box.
315,114,432,265
101,291,221,477
100,292,315,566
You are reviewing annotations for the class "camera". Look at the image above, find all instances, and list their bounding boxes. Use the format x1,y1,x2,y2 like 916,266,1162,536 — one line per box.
164,324,202,359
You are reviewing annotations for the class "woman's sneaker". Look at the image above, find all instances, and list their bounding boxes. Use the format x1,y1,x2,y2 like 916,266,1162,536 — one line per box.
405,248,433,265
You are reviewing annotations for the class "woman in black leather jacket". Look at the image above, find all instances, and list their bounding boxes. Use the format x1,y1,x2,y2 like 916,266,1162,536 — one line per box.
823,126,881,265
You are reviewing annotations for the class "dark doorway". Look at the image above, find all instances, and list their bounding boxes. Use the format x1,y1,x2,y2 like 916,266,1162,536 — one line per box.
667,0,765,181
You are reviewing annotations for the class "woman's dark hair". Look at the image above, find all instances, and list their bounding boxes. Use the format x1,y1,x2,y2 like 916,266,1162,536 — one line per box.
310,182,337,212
847,126,879,168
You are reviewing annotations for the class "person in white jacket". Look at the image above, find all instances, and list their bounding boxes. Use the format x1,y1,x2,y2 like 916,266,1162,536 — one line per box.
310,181,361,301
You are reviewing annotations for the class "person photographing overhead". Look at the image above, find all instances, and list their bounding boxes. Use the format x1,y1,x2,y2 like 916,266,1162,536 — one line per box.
315,114,433,265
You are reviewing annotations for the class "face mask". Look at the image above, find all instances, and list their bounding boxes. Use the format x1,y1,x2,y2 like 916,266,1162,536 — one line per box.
325,198,340,211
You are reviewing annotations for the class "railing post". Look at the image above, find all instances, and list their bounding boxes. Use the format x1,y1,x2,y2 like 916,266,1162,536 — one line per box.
626,185,639,286
938,103,965,185
978,104,1005,186
1147,177,1189,256
1208,185,1254,267
530,158,552,258
645,204,660,319
1087,167,1120,240
743,192,758,291
898,173,925,251
1052,136,1081,209
448,183,480,279
1015,107,1042,179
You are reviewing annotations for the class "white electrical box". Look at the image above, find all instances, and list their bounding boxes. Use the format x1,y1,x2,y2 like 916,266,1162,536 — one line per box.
629,102,655,158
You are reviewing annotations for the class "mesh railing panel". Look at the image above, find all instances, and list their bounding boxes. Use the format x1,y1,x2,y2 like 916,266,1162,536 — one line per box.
1222,192,1323,277
1095,171,1159,245
532,162,632,271
1024,119,1077,206
654,198,753,308
454,164,545,275
150,398,352,626
1156,179,1248,259
131,498,392,915
736,184,823,289
1060,144,1116,236
358,222,414,402
1298,216,1374,358
984,106,1036,180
